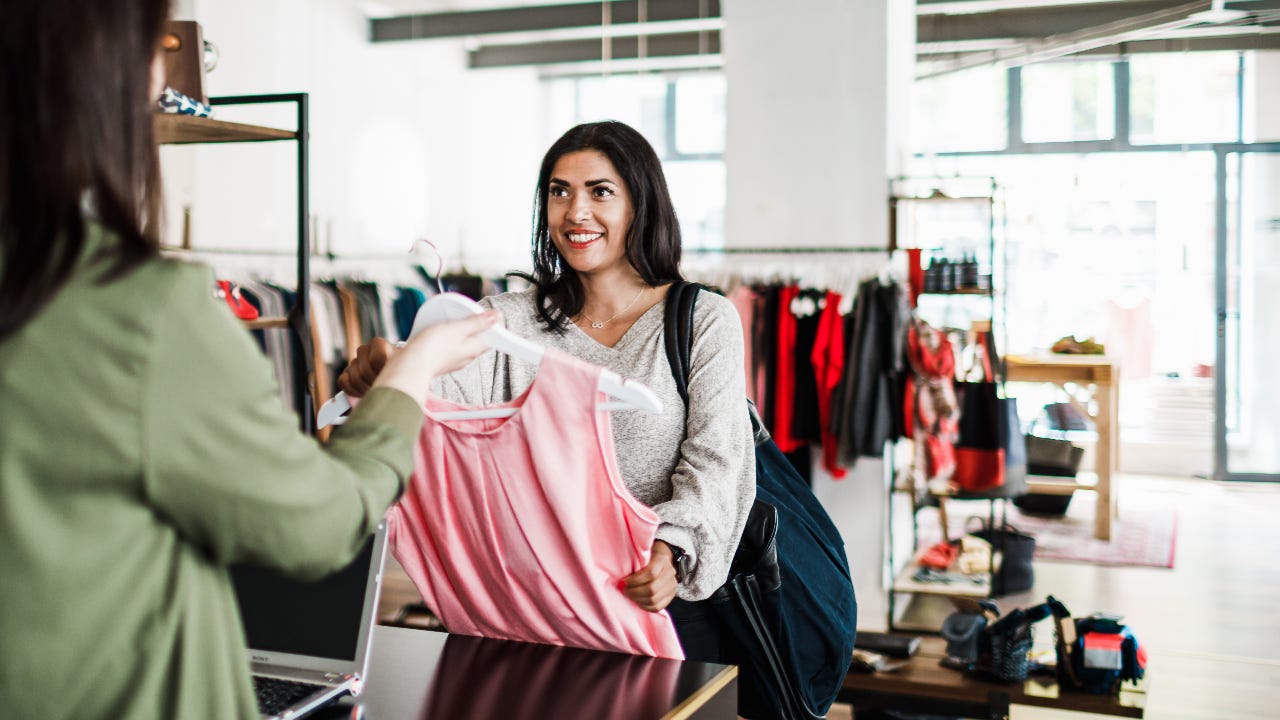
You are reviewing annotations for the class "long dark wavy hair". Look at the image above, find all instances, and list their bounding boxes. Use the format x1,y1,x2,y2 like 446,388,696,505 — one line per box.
0,0,170,341
515,121,683,333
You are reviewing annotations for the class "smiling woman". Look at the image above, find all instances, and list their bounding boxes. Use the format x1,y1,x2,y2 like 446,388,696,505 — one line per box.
547,150,636,284
520,121,684,334
335,120,757,690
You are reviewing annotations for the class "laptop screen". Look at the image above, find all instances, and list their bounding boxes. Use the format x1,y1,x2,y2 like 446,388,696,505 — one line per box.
231,535,375,662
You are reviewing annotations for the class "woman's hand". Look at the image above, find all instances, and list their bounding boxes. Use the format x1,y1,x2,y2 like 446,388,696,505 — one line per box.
621,540,679,612
338,338,398,398
353,311,499,404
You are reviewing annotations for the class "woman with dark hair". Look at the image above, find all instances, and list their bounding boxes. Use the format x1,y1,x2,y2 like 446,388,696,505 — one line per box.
0,2,497,717
339,121,755,665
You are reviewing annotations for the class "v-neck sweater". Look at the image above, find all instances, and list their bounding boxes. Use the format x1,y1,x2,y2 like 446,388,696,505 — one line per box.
431,287,755,601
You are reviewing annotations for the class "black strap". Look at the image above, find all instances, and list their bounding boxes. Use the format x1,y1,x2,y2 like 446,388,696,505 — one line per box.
663,280,771,447
662,280,700,406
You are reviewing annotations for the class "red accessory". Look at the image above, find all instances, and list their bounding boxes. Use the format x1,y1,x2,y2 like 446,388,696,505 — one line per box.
906,248,924,308
905,320,959,484
216,280,259,320
917,540,958,570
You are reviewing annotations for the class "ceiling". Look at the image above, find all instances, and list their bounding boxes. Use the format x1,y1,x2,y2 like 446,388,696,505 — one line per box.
358,0,1280,75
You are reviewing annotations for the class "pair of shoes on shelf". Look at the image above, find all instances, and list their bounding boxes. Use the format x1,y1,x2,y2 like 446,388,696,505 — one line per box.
1051,335,1106,354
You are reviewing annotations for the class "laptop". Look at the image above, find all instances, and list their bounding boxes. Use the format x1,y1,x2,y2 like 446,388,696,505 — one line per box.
231,522,388,720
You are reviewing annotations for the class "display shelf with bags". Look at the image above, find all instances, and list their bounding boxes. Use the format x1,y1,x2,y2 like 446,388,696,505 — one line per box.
887,177,1030,628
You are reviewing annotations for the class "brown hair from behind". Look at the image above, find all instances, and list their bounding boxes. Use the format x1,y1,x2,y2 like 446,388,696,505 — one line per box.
0,0,172,340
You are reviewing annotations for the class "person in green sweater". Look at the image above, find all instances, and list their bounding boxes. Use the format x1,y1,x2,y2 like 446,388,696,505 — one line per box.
0,1,499,718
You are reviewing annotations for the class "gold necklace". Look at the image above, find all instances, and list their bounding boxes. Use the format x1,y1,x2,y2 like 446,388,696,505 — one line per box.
580,286,647,329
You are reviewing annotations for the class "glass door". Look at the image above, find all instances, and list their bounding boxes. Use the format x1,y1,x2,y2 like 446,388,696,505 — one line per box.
1215,144,1280,481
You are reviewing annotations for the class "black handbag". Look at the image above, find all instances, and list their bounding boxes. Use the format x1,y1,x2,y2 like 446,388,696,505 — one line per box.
953,332,1026,498
664,281,857,720
966,516,1035,596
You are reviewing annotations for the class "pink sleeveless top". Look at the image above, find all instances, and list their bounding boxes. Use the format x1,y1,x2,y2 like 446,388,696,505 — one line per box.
387,348,685,660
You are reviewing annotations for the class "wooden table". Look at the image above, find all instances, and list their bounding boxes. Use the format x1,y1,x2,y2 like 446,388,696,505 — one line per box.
840,637,1145,720
1006,354,1119,541
320,625,738,719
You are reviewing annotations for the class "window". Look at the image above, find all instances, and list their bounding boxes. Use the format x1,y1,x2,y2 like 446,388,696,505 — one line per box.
1021,60,1115,143
1129,52,1240,145
568,74,670,152
673,75,726,156
912,65,1007,152
544,72,727,247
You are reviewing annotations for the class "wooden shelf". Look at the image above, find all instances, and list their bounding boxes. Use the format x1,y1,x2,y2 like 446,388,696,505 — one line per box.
155,113,296,144
892,561,990,598
919,288,992,296
892,195,993,204
243,316,289,330
1026,471,1098,496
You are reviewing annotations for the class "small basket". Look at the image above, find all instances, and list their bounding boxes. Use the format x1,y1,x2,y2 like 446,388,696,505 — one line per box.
987,625,1034,682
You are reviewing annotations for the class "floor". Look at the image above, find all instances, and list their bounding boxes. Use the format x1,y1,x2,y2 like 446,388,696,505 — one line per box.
878,473,1280,719
377,473,1280,719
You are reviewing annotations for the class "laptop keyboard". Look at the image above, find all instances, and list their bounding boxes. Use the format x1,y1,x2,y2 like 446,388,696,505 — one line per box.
253,675,327,716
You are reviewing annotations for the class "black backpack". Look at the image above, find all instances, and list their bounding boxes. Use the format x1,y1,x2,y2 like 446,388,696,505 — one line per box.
664,281,858,720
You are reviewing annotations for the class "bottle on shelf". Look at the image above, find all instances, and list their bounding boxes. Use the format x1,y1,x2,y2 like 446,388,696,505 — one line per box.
960,251,979,290
940,255,956,292
924,252,942,293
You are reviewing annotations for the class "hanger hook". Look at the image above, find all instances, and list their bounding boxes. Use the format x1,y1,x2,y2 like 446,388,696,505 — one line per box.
410,238,446,294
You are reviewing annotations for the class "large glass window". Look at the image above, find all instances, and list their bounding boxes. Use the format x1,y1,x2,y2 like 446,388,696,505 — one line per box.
674,75,726,156
566,74,669,150
1021,60,1115,143
912,65,1007,153
1129,52,1241,145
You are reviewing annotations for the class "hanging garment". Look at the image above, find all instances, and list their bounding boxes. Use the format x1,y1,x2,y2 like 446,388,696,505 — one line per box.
388,347,685,660
905,318,958,488
833,279,910,466
809,290,848,479
770,285,804,453
789,288,824,444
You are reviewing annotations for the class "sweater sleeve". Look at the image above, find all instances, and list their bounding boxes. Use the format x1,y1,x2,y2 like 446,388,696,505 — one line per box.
140,264,424,580
654,293,756,600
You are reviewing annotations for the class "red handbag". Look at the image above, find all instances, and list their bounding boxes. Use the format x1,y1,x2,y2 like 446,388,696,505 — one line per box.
953,446,1006,493
951,332,1025,494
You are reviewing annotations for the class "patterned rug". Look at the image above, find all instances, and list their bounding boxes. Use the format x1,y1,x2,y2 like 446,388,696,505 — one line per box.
915,493,1178,569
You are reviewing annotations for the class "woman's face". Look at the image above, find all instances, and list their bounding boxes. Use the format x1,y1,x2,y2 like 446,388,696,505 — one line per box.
547,149,636,280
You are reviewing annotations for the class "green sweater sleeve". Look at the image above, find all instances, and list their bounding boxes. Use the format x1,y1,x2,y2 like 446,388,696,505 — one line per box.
140,264,424,579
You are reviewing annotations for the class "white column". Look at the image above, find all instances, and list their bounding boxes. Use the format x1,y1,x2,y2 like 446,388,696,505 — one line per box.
722,0,915,631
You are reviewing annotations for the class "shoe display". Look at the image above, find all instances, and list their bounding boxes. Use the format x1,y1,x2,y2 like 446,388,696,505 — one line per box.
1051,335,1105,354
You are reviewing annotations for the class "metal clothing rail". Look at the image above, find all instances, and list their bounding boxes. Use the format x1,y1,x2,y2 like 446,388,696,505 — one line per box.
684,246,892,254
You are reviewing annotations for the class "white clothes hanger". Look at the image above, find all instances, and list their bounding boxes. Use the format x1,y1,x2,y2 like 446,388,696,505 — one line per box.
316,292,663,428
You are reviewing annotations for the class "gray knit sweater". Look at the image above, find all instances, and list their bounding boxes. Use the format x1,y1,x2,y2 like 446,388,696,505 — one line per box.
431,286,755,601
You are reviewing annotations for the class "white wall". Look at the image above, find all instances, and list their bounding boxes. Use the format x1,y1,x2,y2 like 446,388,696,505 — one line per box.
164,0,546,275
723,0,915,631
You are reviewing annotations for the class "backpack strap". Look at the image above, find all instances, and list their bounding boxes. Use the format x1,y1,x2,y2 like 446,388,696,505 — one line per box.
662,280,700,406
663,280,772,447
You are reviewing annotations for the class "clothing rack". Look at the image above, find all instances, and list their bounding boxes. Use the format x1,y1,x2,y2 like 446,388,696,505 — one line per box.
684,246,892,254
163,247,428,261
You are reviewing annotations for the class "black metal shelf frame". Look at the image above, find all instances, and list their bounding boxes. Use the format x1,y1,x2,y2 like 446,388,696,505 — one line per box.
207,93,313,433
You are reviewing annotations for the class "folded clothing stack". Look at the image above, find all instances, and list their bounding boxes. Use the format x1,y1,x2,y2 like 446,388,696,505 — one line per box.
158,86,214,118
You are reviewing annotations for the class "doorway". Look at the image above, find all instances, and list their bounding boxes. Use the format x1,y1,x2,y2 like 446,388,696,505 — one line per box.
1215,143,1280,481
